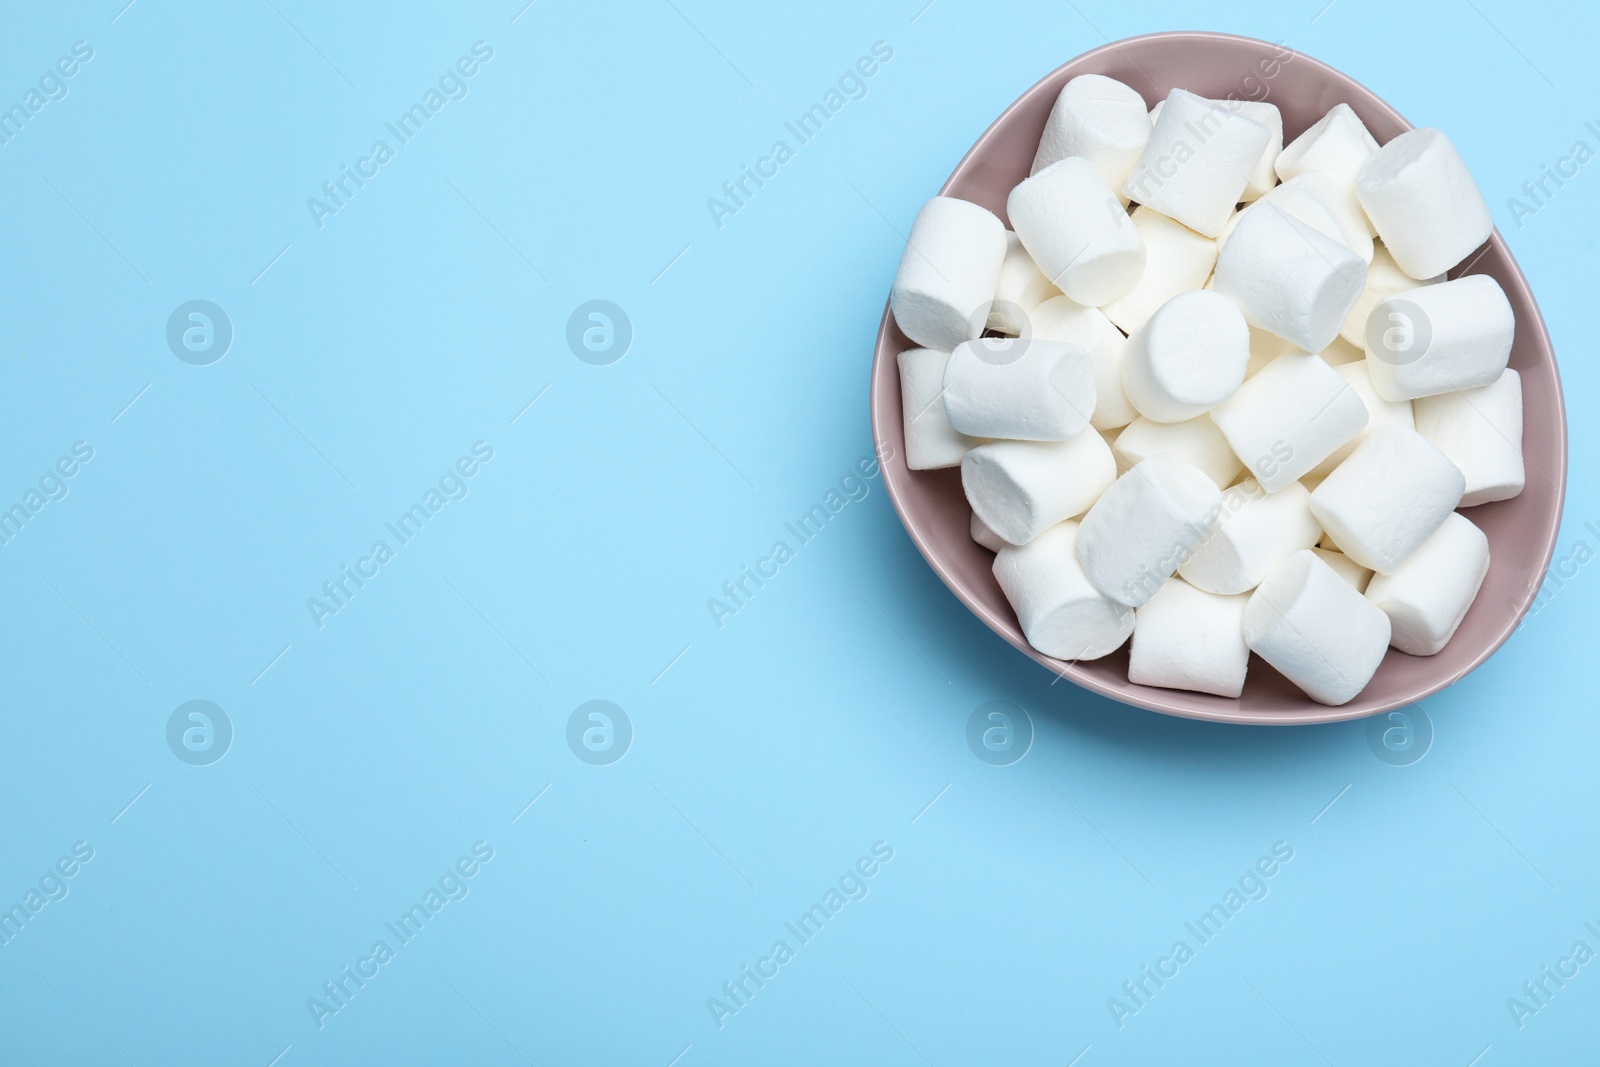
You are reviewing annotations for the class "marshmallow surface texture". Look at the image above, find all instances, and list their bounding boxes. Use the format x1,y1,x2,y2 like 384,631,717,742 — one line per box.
1212,201,1367,353
1356,127,1493,279
1243,549,1392,705
943,338,1096,441
1031,296,1136,430
1210,352,1369,492
1413,369,1525,506
989,231,1058,335
1120,290,1250,423
994,520,1135,660
1076,455,1223,608
1112,415,1243,490
1123,90,1272,237
1129,579,1250,697
1100,207,1219,334
962,433,1117,546
1219,175,1348,254
1364,274,1514,401
1031,74,1153,197
1178,479,1322,595
1275,103,1380,188
1308,426,1465,574
890,197,1008,351
1009,157,1145,307
898,348,983,470
1340,242,1443,349
1305,359,1415,481
1365,512,1490,656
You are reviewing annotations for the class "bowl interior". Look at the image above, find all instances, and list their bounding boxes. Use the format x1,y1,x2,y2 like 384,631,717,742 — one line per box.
869,31,1568,725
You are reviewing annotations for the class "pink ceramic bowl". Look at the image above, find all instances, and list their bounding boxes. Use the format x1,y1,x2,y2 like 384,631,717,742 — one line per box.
869,31,1568,725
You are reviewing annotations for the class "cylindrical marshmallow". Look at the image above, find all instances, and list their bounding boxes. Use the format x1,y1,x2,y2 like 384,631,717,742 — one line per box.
1364,274,1514,401
989,231,1059,335
1032,296,1136,430
890,196,1007,351
962,432,1117,545
1128,578,1250,697
1123,89,1272,237
1101,206,1220,335
1356,128,1494,279
943,338,1096,441
994,520,1135,660
971,510,1011,553
1365,512,1490,656
1243,549,1392,706
1150,97,1282,203
1305,359,1415,481
1275,103,1380,188
1178,478,1322,594
898,348,984,470
1112,414,1243,490
1009,158,1146,307
1312,547,1372,592
1212,201,1367,353
1075,454,1223,607
1413,368,1525,506
1120,290,1249,423
1340,242,1444,349
1031,73,1153,199
1308,426,1465,574
1287,172,1374,262
1210,352,1369,492
1246,325,1298,378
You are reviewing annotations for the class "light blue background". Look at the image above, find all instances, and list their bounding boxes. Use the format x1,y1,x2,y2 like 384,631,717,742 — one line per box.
1,1,1595,1064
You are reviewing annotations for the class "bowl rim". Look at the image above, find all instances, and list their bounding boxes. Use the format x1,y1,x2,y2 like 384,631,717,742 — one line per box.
869,30,1570,725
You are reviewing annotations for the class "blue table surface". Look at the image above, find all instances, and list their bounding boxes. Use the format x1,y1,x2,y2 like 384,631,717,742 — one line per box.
1,1,1596,1064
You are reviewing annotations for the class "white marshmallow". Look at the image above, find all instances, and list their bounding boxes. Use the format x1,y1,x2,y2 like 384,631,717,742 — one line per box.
1031,296,1136,430
1413,368,1525,507
1150,97,1282,202
1120,291,1250,423
971,510,1010,552
1365,512,1490,655
1124,90,1271,237
1210,352,1368,492
1275,103,1380,189
1128,579,1250,697
943,338,1096,441
1308,426,1465,574
1289,172,1374,262
1031,74,1153,198
1364,274,1514,401
1212,201,1367,353
1112,414,1243,490
1305,360,1415,481
1100,207,1219,334
1356,128,1494,279
1178,478,1322,594
1009,157,1145,307
1312,547,1372,592
1243,549,1391,706
1340,242,1444,349
890,197,1007,351
962,432,1117,545
1076,455,1223,607
989,232,1058,335
994,520,1135,660
898,348,984,470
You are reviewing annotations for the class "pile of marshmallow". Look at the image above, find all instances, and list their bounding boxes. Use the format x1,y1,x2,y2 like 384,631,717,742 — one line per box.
891,76,1526,706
